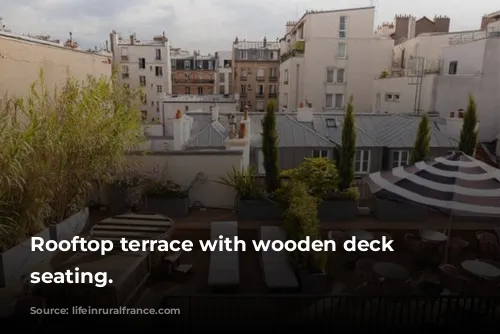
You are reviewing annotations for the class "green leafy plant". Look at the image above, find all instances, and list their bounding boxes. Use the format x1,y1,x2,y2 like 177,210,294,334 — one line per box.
410,114,431,164
332,186,360,201
216,166,264,200
261,99,281,194
0,70,143,251
283,157,339,201
458,95,479,156
143,163,186,198
379,70,390,78
338,95,356,191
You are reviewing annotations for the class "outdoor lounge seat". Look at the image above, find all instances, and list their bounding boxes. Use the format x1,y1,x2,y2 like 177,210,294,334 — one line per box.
260,226,298,290
208,221,239,288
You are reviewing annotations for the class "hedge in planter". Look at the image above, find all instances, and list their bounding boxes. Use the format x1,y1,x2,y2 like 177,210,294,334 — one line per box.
0,72,143,287
319,187,360,221
142,178,189,218
218,166,283,221
279,182,329,293
107,169,147,215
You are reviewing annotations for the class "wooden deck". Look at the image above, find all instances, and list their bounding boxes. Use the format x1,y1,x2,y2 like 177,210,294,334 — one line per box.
173,210,498,231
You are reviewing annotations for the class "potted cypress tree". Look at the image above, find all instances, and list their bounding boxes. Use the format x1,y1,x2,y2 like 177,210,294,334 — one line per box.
319,95,359,221
458,95,479,156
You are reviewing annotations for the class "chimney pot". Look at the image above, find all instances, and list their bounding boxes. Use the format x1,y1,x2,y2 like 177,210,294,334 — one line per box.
130,34,134,45
300,102,304,108
176,110,182,119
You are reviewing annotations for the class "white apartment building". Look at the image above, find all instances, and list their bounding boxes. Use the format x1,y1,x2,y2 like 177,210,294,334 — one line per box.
279,7,393,113
372,13,500,142
110,31,172,122
215,51,232,95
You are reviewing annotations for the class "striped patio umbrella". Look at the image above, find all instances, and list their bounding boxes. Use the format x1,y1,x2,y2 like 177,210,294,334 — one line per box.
365,151,500,218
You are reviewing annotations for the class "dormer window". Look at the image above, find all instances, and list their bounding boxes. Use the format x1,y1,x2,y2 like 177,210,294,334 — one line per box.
326,118,337,127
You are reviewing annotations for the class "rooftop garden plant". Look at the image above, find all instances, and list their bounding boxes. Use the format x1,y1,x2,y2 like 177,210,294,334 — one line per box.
0,70,143,251
216,166,264,200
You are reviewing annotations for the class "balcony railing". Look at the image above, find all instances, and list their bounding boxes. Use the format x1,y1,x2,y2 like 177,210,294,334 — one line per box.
280,40,305,63
269,76,278,82
121,55,129,61
173,79,215,84
256,93,265,98
449,27,499,45
121,73,129,79
268,92,278,98
256,76,265,82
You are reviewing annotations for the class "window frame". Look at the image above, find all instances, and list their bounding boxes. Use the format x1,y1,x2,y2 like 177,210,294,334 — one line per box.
392,150,409,168
354,149,371,174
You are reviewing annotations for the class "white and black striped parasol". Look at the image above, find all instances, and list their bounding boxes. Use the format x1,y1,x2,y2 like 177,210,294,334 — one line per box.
365,151,500,217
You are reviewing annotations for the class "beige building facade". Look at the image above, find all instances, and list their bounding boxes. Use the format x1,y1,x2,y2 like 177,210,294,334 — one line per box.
0,31,112,98
232,38,280,112
279,7,394,113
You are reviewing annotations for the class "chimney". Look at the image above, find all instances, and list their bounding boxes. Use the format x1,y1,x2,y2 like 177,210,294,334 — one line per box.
297,103,314,122
173,111,193,150
225,106,251,168
286,21,296,34
263,37,267,48
130,34,134,45
211,107,219,122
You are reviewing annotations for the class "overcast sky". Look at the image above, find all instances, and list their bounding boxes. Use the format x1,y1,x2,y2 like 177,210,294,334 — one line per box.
1,0,498,53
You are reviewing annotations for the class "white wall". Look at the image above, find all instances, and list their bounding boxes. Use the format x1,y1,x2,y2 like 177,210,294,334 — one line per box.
436,38,500,141
118,151,243,208
279,8,393,112
373,74,438,114
0,33,112,98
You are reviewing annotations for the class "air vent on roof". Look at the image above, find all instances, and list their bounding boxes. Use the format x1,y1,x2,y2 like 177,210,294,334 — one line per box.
326,118,337,128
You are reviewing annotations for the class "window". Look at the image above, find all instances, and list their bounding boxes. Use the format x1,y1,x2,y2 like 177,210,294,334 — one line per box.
337,42,347,58
325,94,333,108
156,85,162,93
155,66,163,77
256,100,264,111
141,110,147,120
239,50,247,59
256,84,264,95
385,93,400,102
197,60,203,69
208,61,213,70
257,51,264,59
269,84,277,93
392,150,409,168
284,93,288,107
448,61,458,75
171,59,176,69
219,85,225,94
284,69,289,84
270,51,275,60
219,73,225,83
184,60,190,70
270,67,277,78
240,85,246,94
141,94,147,104
185,86,190,94
139,76,146,86
241,68,247,79
312,150,328,158
257,68,265,80
336,68,345,83
326,118,337,127
155,49,162,60
355,150,370,173
334,94,344,109
339,16,347,38
197,86,203,95
326,68,334,83
139,58,146,69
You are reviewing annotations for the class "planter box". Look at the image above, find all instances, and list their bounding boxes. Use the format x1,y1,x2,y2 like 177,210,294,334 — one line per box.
49,208,89,242
297,270,328,294
0,229,52,288
107,185,143,215
372,198,428,222
318,200,358,221
237,199,284,221
141,195,189,218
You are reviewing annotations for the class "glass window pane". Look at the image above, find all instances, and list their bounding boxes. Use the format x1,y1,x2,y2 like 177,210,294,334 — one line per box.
355,150,361,160
355,161,361,172
362,160,369,172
